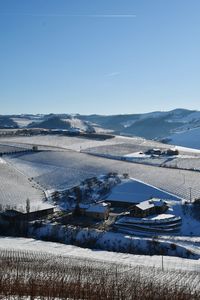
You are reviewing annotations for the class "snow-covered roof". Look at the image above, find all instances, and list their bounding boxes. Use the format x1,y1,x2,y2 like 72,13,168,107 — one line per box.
136,199,166,211
105,179,181,204
149,198,166,207
136,200,154,210
86,202,109,213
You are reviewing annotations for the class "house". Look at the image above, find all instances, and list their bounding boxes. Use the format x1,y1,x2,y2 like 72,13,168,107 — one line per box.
145,148,162,156
0,207,55,223
79,202,110,220
32,145,38,151
145,148,179,156
130,198,168,218
165,148,179,156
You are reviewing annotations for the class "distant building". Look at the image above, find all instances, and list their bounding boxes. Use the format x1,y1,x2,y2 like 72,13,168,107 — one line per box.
79,202,110,220
130,198,168,218
145,148,179,156
145,148,162,156
0,207,55,223
165,148,179,156
32,145,38,151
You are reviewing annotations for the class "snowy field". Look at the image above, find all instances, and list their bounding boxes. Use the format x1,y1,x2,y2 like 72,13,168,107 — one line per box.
105,178,182,203
164,156,200,171
0,134,172,152
0,237,200,273
167,127,200,150
5,150,200,201
0,159,51,211
122,152,200,171
1,237,200,297
0,143,27,153
1,135,200,172
84,144,200,171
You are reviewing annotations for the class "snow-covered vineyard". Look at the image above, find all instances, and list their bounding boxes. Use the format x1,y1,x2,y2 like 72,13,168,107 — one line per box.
4,149,200,201
0,237,200,295
1,135,200,260
0,135,164,152
0,134,200,212
0,158,51,212
0,143,27,154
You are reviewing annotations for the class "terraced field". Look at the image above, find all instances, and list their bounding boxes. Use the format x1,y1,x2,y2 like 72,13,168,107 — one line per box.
5,150,200,201
0,160,51,211
0,134,171,152
0,238,200,297
0,143,27,154
1,135,200,214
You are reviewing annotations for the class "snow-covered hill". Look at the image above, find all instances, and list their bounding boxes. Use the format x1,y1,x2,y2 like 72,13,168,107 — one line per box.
1,109,200,148
167,127,200,150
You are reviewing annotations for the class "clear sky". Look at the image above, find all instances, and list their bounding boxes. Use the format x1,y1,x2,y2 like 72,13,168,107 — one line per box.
0,0,200,115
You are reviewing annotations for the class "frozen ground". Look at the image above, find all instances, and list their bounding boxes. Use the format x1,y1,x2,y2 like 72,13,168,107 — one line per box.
0,159,52,212
167,127,200,150
0,134,173,152
0,143,27,153
122,151,200,171
4,150,200,201
105,178,182,203
1,135,200,172
1,237,200,295
0,237,200,273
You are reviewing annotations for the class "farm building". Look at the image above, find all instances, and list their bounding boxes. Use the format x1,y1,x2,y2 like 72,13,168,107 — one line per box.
79,202,110,220
0,207,55,223
130,198,168,218
32,145,38,151
145,148,162,156
145,148,179,156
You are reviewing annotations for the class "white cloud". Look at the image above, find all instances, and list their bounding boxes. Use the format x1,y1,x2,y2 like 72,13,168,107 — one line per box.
0,13,136,19
89,14,136,18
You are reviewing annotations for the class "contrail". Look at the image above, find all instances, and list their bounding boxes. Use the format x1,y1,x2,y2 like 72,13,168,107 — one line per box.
0,13,136,18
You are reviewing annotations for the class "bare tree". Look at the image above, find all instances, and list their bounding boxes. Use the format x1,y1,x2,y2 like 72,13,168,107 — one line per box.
26,198,30,213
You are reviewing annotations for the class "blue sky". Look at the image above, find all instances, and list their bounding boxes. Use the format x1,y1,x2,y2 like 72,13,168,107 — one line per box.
0,0,200,115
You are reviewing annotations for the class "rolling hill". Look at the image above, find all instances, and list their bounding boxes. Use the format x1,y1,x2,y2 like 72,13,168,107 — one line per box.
1,108,200,148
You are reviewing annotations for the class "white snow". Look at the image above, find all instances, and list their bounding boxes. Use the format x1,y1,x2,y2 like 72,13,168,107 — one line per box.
0,158,6,164
177,111,200,123
0,162,52,211
124,151,150,158
135,199,165,210
0,236,200,272
3,150,200,201
168,127,200,150
86,202,109,213
11,116,44,128
175,145,200,153
105,178,182,204
151,213,175,220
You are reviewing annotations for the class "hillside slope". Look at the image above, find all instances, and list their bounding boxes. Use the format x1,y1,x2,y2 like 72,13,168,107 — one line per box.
167,127,200,150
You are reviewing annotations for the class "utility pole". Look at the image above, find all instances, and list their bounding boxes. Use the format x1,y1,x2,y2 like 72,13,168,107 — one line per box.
189,187,192,203
161,255,164,271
